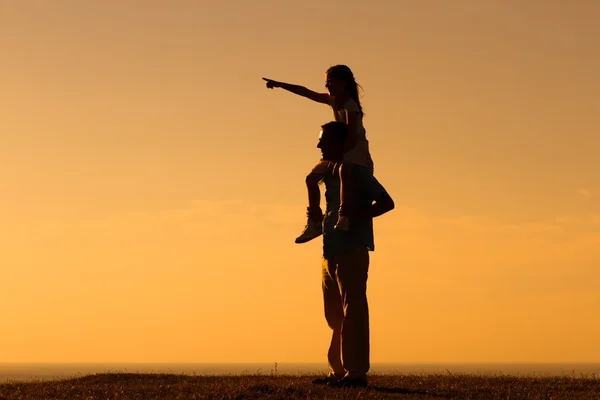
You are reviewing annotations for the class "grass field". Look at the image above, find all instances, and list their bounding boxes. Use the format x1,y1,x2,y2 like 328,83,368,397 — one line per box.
1,372,599,399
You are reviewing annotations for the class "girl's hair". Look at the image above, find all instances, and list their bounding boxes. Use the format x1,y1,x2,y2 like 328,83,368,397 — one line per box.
326,65,364,116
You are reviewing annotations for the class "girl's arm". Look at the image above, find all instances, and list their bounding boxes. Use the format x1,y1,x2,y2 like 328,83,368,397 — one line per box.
344,111,360,151
262,78,330,104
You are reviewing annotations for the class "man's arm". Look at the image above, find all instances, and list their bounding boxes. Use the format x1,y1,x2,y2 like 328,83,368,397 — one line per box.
370,191,395,218
352,167,395,220
355,191,395,220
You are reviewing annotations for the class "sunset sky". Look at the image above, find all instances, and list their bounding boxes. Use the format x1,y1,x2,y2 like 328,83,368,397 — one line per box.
1,0,599,364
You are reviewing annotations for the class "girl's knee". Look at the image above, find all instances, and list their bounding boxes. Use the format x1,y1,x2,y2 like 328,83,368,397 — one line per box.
306,173,321,185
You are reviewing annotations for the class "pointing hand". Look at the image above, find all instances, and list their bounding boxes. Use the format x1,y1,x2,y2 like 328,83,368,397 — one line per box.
262,78,280,89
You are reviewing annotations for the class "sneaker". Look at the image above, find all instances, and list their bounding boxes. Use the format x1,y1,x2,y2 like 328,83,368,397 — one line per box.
311,375,339,385
327,376,368,388
295,218,323,244
334,215,350,232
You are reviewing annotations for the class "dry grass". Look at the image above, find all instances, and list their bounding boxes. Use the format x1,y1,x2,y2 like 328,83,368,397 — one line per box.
1,372,599,399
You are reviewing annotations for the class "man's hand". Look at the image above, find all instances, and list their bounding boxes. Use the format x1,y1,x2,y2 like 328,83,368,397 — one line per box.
262,77,280,89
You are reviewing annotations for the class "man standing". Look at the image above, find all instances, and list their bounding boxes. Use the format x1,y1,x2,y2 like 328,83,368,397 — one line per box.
310,121,395,388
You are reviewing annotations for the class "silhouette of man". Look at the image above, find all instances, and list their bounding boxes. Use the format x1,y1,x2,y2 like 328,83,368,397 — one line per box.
310,121,395,388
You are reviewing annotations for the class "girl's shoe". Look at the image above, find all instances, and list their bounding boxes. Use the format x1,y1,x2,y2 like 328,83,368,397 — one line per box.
334,215,350,231
295,218,323,243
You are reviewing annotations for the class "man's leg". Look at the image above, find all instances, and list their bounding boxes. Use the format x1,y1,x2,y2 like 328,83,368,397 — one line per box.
336,246,370,379
321,257,345,379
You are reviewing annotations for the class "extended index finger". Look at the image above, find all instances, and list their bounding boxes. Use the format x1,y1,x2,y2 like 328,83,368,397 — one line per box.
262,77,271,82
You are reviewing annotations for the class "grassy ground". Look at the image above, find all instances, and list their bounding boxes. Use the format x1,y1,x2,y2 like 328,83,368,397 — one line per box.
1,372,599,399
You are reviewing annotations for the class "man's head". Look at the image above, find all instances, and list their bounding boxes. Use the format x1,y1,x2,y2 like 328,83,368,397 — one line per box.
317,121,348,162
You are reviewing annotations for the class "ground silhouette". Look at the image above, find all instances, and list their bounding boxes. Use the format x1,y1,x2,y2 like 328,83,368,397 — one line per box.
1,372,599,399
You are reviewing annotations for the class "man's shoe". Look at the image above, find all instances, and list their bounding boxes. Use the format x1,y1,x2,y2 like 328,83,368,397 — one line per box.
311,375,339,385
295,218,322,244
327,376,368,388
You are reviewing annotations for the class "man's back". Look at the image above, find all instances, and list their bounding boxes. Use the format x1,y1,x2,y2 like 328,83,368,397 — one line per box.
322,165,386,259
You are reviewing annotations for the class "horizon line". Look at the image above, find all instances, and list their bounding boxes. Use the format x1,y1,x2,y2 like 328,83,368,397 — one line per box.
3,361,600,365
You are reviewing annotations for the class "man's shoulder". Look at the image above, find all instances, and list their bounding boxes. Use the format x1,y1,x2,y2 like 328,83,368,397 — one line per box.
352,164,372,176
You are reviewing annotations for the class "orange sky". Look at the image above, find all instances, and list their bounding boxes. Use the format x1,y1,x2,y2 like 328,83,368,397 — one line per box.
1,0,599,363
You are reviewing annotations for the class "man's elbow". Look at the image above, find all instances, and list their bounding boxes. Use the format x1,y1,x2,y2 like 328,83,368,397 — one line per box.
380,192,395,214
384,195,395,213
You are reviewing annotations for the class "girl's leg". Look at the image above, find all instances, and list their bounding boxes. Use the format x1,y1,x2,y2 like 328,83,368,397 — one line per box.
296,160,330,244
306,173,322,219
335,161,354,231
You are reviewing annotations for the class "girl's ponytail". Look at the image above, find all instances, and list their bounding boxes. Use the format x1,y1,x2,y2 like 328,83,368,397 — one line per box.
326,65,364,116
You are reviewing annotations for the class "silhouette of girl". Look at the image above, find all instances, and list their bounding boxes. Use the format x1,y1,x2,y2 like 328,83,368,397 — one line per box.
263,65,374,243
